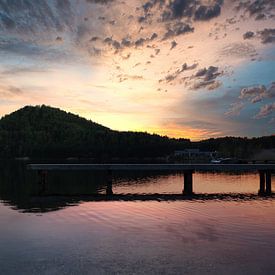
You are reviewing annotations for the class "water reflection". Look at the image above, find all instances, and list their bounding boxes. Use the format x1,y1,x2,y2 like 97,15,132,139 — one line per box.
1,162,275,274
0,161,274,213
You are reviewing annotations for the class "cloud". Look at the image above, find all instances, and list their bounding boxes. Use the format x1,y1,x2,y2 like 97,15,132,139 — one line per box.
254,102,275,119
195,66,221,81
220,42,256,58
239,85,266,102
1,66,47,75
192,66,222,90
243,31,255,40
0,0,74,34
160,0,223,21
162,22,194,40
142,0,165,13
159,63,198,84
164,0,194,20
194,3,221,21
239,82,275,103
170,40,177,50
236,0,275,20
0,85,24,99
225,102,244,116
0,13,16,29
117,74,144,82
257,28,275,44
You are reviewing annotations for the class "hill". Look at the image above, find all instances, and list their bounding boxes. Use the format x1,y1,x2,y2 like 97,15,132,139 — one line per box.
0,105,190,159
0,105,274,160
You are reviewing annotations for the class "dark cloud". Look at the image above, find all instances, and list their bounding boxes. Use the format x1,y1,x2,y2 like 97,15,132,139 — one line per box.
135,38,146,47
195,66,220,81
56,36,63,42
121,38,131,47
163,22,194,40
194,4,221,21
150,33,158,40
235,0,275,19
192,66,222,90
160,0,223,22
134,33,158,47
257,28,275,43
138,16,147,23
167,0,193,19
90,36,100,42
142,0,165,13
243,31,255,40
170,40,177,50
159,62,197,84
103,37,121,50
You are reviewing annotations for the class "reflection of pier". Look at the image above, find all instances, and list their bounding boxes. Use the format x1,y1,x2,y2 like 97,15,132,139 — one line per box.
28,164,275,196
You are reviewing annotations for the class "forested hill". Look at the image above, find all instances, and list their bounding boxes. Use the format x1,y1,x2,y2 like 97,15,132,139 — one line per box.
0,105,274,160
0,105,190,158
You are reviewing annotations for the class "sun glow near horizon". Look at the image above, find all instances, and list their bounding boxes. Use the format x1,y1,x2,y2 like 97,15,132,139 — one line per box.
0,0,274,139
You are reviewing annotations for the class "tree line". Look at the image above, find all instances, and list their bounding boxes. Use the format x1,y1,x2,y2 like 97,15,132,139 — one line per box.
0,105,274,160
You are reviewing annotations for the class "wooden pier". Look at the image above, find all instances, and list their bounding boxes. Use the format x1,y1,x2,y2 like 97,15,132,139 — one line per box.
28,164,275,196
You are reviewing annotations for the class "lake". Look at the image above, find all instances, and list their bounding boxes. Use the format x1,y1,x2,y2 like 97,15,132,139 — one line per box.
0,161,275,274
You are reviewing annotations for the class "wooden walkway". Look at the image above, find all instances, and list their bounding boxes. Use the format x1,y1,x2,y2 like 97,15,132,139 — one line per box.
28,163,275,196
28,163,275,172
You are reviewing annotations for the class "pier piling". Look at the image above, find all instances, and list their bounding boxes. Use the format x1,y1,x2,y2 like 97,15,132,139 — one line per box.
106,169,113,195
258,171,266,195
183,170,193,195
266,171,272,195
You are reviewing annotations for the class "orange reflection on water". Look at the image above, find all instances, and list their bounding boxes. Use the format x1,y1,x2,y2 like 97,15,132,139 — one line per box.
113,172,271,194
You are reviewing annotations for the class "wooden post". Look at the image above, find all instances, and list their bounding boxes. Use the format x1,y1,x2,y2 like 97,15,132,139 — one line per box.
106,169,113,195
183,170,193,195
258,170,266,195
266,171,272,195
38,170,47,195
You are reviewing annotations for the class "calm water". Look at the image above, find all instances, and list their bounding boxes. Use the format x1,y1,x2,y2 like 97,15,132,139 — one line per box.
0,161,275,274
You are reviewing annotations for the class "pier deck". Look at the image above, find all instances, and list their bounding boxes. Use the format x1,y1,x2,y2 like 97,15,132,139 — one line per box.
28,163,275,196
28,163,275,172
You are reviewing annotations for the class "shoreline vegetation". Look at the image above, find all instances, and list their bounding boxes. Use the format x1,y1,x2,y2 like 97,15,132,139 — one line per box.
0,105,274,162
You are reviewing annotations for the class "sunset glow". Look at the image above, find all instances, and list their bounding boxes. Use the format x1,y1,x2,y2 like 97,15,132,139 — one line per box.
0,0,274,139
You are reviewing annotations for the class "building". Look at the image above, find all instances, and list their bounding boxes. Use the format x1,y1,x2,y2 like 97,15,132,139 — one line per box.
174,149,217,160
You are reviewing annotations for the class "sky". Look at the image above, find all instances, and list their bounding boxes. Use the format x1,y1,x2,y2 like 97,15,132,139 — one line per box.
0,0,274,140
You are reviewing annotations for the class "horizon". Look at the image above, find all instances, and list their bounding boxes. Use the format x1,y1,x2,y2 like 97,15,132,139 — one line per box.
0,0,274,139
1,104,274,142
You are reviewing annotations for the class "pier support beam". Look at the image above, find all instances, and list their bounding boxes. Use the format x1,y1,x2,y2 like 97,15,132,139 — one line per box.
38,170,47,195
106,169,113,195
258,170,266,195
266,171,272,195
182,170,193,195
258,170,272,196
